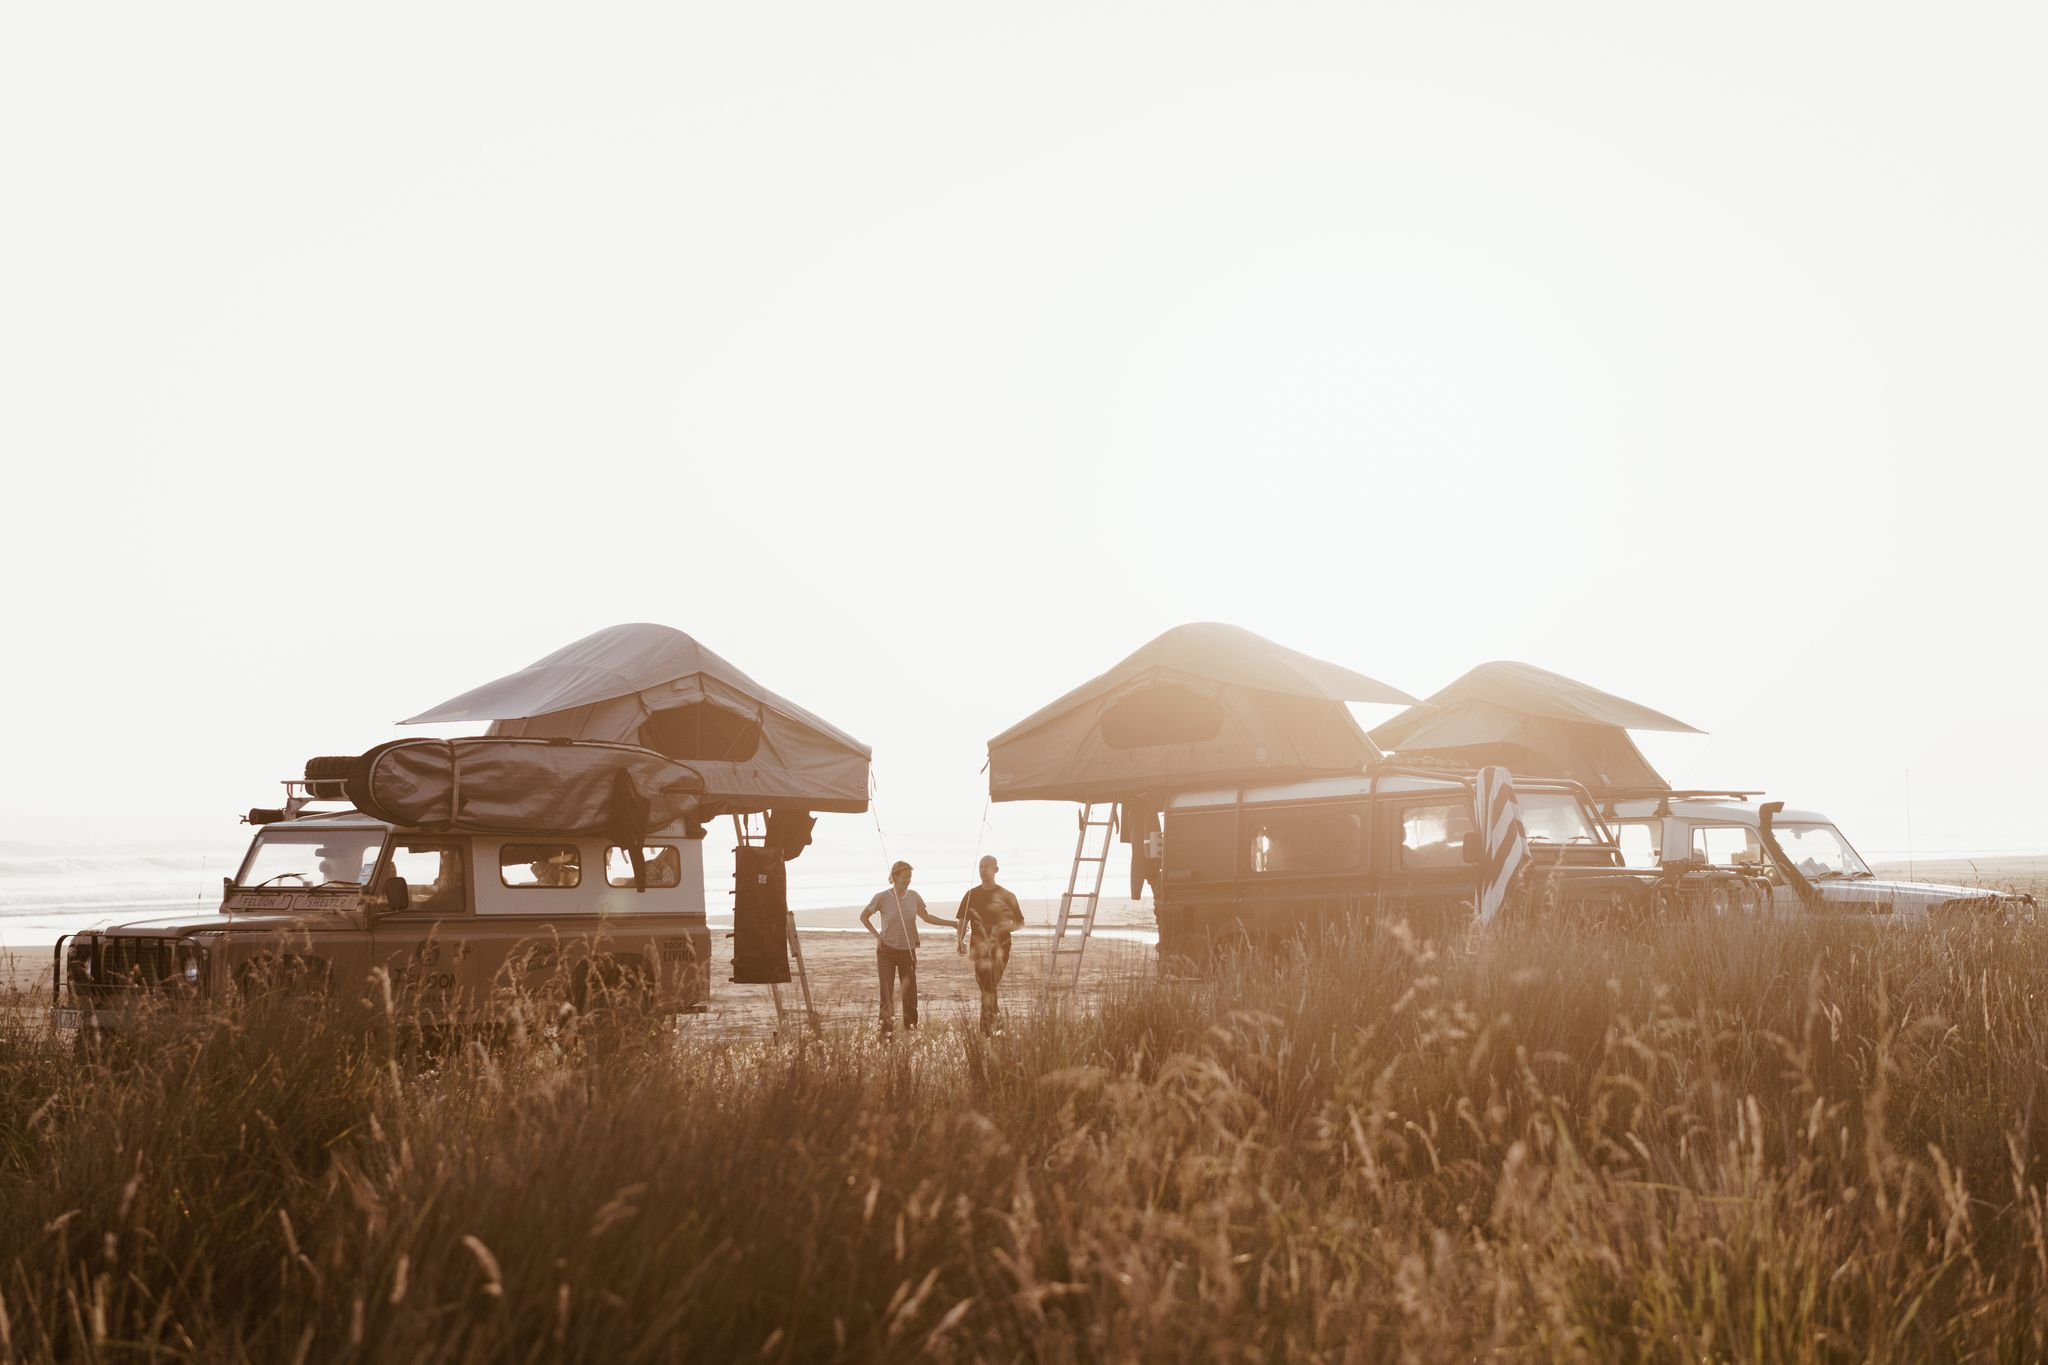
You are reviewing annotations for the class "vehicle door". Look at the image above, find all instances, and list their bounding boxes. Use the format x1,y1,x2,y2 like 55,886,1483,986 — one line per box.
373,840,474,1017
1158,808,1244,954
599,842,704,1002
1239,800,1369,939
1685,823,1783,912
1611,818,1664,870
479,838,595,1005
1377,796,1479,927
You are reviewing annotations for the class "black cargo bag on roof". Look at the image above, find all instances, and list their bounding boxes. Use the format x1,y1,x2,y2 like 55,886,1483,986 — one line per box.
346,737,703,838
730,844,791,984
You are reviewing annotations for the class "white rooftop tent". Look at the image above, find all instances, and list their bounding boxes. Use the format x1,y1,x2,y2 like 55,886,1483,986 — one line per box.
1370,660,1700,793
988,622,1418,805
403,623,870,817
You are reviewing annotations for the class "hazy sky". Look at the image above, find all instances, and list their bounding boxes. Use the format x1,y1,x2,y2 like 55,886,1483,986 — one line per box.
5,2,2044,867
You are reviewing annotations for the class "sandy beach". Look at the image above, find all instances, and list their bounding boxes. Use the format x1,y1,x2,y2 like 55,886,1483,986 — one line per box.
0,898,1161,1037
9,857,2040,1029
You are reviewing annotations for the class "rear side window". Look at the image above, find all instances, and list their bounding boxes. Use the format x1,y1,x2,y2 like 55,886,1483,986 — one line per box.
1248,805,1364,875
1692,825,1762,867
606,845,683,888
500,843,582,888
1400,802,1476,870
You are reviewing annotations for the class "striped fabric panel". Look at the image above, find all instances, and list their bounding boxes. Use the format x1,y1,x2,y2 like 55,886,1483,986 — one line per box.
1474,765,1528,925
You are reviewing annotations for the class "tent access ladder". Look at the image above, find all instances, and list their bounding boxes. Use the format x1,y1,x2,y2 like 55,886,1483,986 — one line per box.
1042,803,1117,1005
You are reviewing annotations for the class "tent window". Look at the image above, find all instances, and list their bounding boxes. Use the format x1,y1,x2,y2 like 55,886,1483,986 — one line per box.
639,703,763,762
1101,685,1226,749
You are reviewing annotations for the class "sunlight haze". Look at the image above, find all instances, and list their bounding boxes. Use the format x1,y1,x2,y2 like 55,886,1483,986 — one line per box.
4,2,2043,876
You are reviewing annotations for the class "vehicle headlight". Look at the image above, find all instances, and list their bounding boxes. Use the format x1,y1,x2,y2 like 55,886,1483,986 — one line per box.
178,944,205,985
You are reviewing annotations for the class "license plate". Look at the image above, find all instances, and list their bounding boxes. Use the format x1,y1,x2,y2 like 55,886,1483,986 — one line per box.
50,1007,82,1030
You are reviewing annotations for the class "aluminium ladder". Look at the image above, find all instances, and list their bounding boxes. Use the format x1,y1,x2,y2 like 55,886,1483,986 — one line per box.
1042,802,1117,1005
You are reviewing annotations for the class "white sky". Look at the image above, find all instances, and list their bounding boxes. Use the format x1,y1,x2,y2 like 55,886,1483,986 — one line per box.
3,2,2044,870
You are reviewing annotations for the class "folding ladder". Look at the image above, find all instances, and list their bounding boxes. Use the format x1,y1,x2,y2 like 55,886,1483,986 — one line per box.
1042,803,1117,1005
773,912,820,1038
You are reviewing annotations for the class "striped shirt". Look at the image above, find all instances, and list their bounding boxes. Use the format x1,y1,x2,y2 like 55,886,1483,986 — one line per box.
864,888,928,950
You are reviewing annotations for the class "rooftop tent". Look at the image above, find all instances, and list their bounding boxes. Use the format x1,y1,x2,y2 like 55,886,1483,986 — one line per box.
1369,660,1700,793
988,622,1419,804
401,624,871,817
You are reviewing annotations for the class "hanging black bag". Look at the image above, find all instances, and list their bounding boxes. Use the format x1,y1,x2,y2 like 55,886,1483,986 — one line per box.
730,844,791,984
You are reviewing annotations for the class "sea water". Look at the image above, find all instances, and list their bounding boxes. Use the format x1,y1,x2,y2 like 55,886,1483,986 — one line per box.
0,820,1159,952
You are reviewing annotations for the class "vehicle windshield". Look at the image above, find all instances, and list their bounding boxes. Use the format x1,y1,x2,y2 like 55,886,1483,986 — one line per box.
236,828,385,889
1775,821,1872,879
1519,792,1602,844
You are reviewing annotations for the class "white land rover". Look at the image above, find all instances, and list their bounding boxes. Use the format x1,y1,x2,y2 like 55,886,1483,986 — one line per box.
1605,795,2034,921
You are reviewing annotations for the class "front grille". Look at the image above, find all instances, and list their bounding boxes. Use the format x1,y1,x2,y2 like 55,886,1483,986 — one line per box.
90,936,175,992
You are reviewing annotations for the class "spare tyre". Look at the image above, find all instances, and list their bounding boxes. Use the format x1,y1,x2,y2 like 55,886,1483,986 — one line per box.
303,755,361,800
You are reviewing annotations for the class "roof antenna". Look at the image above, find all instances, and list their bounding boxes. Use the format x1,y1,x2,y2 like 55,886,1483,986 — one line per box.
1905,768,1914,881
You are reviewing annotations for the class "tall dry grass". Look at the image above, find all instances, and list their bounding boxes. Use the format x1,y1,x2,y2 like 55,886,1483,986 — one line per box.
3,913,2046,1362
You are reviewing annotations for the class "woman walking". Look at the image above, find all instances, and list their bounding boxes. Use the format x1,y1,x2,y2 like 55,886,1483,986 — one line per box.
859,861,953,1034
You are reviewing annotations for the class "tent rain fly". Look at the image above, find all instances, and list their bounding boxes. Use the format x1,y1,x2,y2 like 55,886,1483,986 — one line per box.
1370,660,1699,793
403,623,870,817
988,622,1418,805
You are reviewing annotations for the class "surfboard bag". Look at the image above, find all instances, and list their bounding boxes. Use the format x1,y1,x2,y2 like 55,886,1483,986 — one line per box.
730,844,791,984
341,738,704,841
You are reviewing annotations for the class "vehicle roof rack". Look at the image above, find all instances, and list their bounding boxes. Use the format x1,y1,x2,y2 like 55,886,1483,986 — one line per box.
1366,760,1600,804
1596,788,1763,819
1611,788,1762,802
246,779,356,824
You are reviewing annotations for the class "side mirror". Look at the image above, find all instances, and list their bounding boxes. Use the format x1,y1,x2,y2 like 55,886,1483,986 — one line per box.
222,875,233,895
1461,832,1483,865
385,877,410,913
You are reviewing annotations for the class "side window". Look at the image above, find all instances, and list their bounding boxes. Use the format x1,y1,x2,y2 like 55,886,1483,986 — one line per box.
1164,811,1237,883
1614,822,1662,869
500,843,582,888
1248,806,1363,875
390,843,467,913
606,845,683,888
1692,825,1762,866
1400,802,1476,870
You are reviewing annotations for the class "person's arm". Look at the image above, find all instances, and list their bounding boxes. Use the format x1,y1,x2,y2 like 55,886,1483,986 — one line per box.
859,893,882,940
916,892,954,929
955,891,973,953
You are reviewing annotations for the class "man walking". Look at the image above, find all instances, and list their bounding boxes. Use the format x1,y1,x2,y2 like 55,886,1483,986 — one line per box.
860,861,951,1034
956,855,1026,1035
